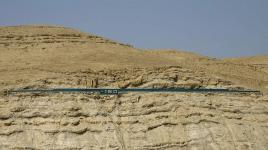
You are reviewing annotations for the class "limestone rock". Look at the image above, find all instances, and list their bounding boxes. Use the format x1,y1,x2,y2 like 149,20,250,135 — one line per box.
0,25,267,149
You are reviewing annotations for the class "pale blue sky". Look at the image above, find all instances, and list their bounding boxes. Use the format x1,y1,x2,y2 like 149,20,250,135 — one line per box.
0,0,267,58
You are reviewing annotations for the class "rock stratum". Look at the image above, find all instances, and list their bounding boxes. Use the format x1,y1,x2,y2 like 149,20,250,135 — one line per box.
0,25,267,150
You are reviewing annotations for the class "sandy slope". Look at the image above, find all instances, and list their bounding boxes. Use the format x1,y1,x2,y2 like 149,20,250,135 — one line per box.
0,25,267,149
0,25,267,93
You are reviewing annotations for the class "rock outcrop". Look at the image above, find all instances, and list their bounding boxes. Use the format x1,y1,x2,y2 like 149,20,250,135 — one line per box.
0,25,267,149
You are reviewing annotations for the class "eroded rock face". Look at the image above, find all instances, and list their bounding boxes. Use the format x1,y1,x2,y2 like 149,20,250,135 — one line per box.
0,26,267,149
0,67,267,150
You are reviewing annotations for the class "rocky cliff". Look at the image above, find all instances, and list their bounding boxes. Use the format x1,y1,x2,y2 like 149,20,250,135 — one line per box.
0,25,267,150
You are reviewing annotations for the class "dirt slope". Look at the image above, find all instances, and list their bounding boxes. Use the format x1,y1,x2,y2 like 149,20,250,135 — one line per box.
1,25,267,93
0,25,267,150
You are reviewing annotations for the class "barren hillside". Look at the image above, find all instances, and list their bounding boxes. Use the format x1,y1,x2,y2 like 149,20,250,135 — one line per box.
0,25,267,150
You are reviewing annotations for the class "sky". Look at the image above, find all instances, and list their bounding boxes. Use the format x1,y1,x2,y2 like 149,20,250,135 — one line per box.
0,0,267,58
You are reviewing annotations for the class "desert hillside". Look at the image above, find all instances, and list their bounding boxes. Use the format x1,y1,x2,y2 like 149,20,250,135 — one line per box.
0,25,267,149
0,25,267,93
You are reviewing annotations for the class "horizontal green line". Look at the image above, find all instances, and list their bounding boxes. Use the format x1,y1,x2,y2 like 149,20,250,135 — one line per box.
11,88,260,95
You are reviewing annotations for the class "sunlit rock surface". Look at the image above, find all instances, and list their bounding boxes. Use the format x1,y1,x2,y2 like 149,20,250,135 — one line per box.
0,25,267,149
